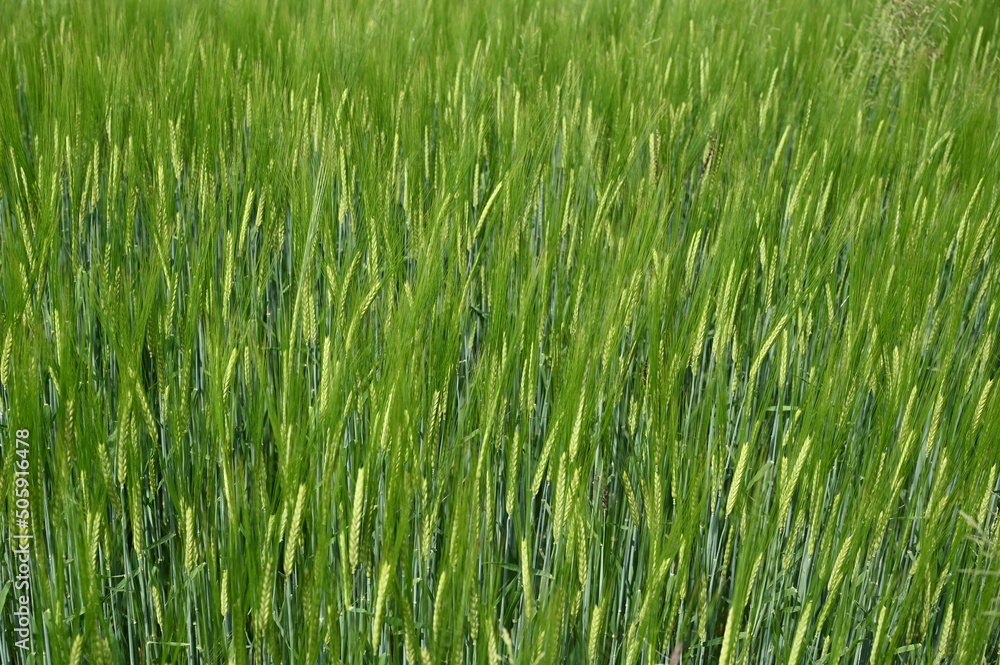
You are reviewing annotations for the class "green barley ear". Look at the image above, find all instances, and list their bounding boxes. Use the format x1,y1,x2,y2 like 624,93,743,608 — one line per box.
319,337,332,412
257,515,277,656
690,297,711,375
402,589,421,665
433,570,449,657
976,465,997,527
506,428,521,515
588,602,604,664
520,537,534,618
568,385,586,459
372,559,391,647
350,466,366,574
285,482,307,572
116,402,133,486
0,328,12,386
973,378,993,434
779,435,812,520
223,346,238,404
488,620,501,665
577,519,589,585
129,482,144,557
151,586,164,630
87,511,103,599
926,389,944,455
622,471,640,525
828,532,854,594
184,505,197,572
531,418,560,495
68,635,84,665
97,441,114,488
553,453,568,540
238,188,254,254
221,569,229,618
788,601,813,665
91,636,113,665
933,601,954,665
726,440,751,516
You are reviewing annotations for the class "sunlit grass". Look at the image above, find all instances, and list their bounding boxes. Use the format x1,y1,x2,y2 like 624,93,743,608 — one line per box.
1,0,999,663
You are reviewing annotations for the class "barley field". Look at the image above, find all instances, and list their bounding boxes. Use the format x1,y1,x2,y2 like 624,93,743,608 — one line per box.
1,0,999,663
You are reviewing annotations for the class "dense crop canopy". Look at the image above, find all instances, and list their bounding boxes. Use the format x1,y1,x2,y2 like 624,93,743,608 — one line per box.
1,0,999,663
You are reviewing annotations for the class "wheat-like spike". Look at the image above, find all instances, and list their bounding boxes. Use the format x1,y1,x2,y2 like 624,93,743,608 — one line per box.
624,622,640,665
129,483,144,557
695,582,709,644
531,419,560,495
151,586,164,629
828,532,853,593
184,505,197,572
97,441,113,488
933,601,954,665
684,229,702,293
569,467,581,519
92,636,112,665
221,569,229,618
63,398,76,454
779,435,812,519
973,378,993,433
926,390,944,455
568,385,586,458
257,511,277,635
87,511,102,595
750,313,790,382
488,619,501,665
285,483,307,572
238,188,255,253
350,466,366,573
379,386,396,453
577,519,589,586
899,383,917,439
506,428,521,515
372,559,391,647
976,464,997,527
129,376,156,443
404,599,420,665
622,471,640,525
954,607,971,662
68,635,84,665
588,603,604,663
422,500,437,565
553,454,568,540
726,441,752,516
718,587,739,665
304,283,318,343
468,583,481,644
788,601,813,665
277,497,290,548
690,297,711,374
223,346,238,404
222,229,234,321
520,537,534,618
319,337,332,412
650,471,664,536
433,570,449,654
871,604,888,659
748,551,764,600
116,401,132,486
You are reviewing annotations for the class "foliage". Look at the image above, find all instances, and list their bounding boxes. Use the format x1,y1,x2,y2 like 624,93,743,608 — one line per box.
1,0,999,663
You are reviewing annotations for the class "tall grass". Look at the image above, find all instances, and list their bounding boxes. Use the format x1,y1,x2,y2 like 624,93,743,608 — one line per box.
1,0,999,663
